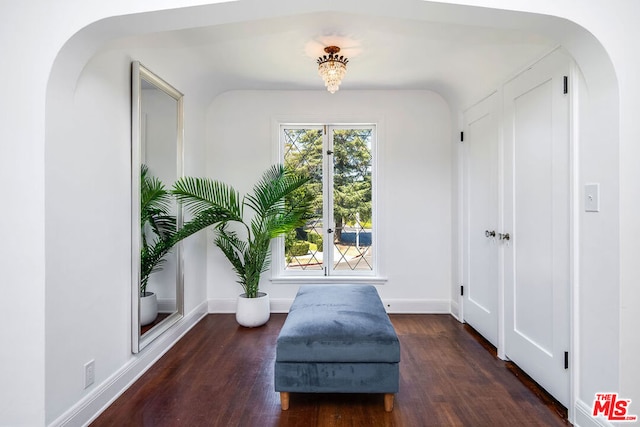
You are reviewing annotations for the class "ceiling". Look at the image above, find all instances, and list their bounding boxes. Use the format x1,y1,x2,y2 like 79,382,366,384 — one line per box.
111,4,558,108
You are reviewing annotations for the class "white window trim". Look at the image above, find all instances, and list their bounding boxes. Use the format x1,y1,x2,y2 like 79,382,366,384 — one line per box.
270,275,388,285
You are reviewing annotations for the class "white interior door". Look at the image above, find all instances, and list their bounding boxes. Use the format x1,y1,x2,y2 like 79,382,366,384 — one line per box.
463,93,500,347
503,49,571,407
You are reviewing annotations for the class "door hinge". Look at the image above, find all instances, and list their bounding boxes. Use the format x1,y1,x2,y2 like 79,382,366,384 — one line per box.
460,131,464,142
323,125,327,135
460,285,464,296
563,76,568,94
564,351,569,369
326,149,333,155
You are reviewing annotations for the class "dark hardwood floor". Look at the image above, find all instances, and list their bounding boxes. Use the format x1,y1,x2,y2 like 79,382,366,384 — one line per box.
92,314,570,426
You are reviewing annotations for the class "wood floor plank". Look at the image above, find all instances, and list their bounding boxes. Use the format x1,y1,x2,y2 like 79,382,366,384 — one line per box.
92,314,570,426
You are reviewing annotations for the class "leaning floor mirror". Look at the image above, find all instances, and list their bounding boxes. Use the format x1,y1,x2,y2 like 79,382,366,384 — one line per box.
131,61,184,353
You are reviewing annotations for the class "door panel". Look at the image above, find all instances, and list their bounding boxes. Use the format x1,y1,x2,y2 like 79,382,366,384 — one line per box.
463,93,499,346
503,49,570,407
514,79,555,354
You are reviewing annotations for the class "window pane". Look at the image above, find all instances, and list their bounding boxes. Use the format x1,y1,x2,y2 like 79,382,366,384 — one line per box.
283,128,324,271
332,128,373,271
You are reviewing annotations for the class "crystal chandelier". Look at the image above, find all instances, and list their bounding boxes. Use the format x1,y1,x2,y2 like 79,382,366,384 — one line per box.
317,46,349,94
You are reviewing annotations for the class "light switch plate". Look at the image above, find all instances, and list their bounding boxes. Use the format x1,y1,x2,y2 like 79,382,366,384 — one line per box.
585,183,600,212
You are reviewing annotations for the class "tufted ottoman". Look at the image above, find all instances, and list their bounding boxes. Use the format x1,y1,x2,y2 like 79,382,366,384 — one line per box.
274,285,400,412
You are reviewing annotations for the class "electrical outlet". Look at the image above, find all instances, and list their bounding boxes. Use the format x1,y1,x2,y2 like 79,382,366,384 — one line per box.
84,360,95,389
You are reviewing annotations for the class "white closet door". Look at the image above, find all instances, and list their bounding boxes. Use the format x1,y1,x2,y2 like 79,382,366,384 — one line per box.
503,49,571,407
463,93,500,347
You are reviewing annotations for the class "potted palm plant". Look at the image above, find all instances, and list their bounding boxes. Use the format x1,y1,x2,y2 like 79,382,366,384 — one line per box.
140,165,224,325
139,165,177,325
173,164,312,327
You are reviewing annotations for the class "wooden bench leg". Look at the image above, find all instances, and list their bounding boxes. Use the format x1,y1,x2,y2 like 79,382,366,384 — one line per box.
384,393,394,412
280,392,290,410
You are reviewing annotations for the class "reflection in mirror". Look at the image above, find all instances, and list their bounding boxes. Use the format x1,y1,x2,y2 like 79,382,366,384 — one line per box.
132,61,184,353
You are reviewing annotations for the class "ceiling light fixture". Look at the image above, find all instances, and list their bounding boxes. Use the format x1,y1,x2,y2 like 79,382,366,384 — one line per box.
317,46,348,94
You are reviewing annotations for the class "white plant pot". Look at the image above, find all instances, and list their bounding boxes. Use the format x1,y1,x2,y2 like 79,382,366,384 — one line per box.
236,292,270,327
140,291,158,326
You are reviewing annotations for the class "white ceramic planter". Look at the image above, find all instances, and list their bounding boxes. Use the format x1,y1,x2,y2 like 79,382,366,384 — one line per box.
140,291,158,326
236,292,270,327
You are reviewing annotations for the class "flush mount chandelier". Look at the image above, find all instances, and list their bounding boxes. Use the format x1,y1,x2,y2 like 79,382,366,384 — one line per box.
317,46,349,94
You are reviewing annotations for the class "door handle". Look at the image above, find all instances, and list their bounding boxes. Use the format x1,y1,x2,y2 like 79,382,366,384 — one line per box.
485,230,496,238
499,232,510,241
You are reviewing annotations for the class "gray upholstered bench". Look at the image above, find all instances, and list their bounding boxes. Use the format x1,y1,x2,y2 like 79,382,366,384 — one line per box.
275,285,400,412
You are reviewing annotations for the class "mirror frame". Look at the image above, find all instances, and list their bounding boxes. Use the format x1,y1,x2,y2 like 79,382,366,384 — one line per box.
131,61,185,353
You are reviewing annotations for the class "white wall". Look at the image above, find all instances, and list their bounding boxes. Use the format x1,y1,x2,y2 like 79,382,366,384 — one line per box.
44,46,210,424
2,3,221,424
572,58,621,410
205,90,452,311
45,48,132,423
1,1,638,426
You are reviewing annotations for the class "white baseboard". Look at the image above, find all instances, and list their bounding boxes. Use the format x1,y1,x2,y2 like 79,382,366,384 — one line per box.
382,299,451,313
157,298,177,313
208,297,451,314
574,399,611,427
208,298,294,313
49,301,208,427
450,299,460,320
270,298,294,313
208,298,237,313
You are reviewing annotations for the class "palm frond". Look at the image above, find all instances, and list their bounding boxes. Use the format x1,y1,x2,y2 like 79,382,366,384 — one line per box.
245,165,311,218
243,231,272,297
140,165,178,293
141,164,172,216
173,176,242,220
214,227,248,288
146,214,176,240
265,210,310,239
140,234,174,292
170,207,238,246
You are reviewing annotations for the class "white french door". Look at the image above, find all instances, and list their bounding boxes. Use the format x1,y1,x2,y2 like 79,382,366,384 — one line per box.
503,49,571,407
462,92,500,347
